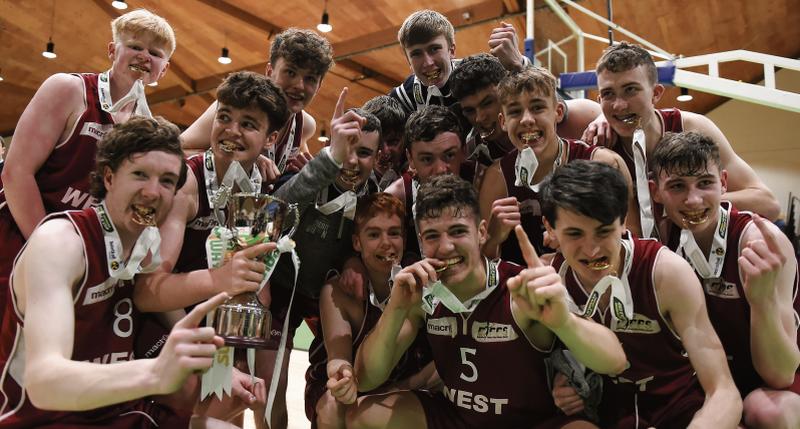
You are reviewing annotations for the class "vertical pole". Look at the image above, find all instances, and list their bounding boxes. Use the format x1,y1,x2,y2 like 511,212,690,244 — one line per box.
525,0,535,61
607,0,614,45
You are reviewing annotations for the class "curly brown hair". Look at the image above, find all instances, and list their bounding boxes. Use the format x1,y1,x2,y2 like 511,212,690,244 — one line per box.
90,116,187,200
269,28,334,77
217,71,290,133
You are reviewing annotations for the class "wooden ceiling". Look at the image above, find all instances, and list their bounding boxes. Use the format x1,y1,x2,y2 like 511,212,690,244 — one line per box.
1,0,798,150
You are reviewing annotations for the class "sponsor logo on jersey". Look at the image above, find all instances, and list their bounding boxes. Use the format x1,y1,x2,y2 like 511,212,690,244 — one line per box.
613,313,661,334
83,278,118,305
443,385,509,415
188,215,218,230
79,122,113,140
427,317,457,338
471,322,518,342
703,277,740,299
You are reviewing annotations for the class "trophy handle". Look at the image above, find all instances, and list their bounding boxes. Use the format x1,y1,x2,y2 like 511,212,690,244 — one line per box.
284,203,300,239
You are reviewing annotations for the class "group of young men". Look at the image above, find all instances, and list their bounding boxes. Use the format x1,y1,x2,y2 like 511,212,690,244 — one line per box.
0,6,796,429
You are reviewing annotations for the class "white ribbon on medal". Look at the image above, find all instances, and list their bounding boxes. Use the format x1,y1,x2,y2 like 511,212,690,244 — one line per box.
559,236,635,329
421,259,499,315
98,70,152,118
678,204,730,279
514,140,563,193
316,189,358,221
96,201,161,281
631,127,655,238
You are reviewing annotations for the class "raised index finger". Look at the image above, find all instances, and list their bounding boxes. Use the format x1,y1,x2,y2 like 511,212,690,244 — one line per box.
752,214,781,253
514,225,542,268
175,292,229,329
333,87,349,119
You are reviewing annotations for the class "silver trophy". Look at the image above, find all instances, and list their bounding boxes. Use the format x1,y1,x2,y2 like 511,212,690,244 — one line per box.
211,192,298,349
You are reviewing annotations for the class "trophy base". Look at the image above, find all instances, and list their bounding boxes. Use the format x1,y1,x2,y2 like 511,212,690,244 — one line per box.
211,292,272,350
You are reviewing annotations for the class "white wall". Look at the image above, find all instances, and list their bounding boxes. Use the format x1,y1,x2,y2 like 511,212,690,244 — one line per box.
706,68,800,219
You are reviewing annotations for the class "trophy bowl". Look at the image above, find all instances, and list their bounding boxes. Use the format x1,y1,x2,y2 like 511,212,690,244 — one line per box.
211,192,298,349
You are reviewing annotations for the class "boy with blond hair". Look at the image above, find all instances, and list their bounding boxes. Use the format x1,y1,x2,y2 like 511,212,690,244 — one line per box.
0,8,175,306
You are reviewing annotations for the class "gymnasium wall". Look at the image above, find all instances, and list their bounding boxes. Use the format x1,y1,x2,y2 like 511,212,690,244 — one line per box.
706,68,800,219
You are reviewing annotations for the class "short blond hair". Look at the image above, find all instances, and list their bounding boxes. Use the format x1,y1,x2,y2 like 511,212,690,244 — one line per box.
398,10,455,50
112,9,176,56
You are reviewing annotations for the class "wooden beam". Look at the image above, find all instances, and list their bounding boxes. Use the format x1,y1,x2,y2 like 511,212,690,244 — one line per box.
191,0,398,90
194,0,281,36
89,0,195,91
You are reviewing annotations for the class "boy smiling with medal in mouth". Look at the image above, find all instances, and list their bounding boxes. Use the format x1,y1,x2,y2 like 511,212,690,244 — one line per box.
478,66,638,266
544,160,742,428
0,117,232,428
649,131,800,428
347,174,625,429
0,9,175,308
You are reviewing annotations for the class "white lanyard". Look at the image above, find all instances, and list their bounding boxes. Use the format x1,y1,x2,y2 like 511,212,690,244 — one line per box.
421,259,499,315
203,150,262,223
559,235,635,328
678,203,730,279
630,127,655,238
316,183,366,221
371,264,402,312
97,70,152,118
95,201,161,280
514,139,563,192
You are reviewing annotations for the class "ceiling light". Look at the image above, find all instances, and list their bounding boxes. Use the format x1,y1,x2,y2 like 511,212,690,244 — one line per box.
317,0,332,33
0,68,4,82
147,81,158,87
42,40,57,59
677,87,693,102
218,47,232,64
111,0,128,10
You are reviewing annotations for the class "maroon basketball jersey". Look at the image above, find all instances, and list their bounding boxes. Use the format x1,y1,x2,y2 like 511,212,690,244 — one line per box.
499,138,598,264
612,108,683,180
555,235,704,426
401,172,422,262
424,260,558,428
174,154,215,273
667,204,800,396
272,111,304,173
0,73,116,307
0,208,144,428
304,294,432,419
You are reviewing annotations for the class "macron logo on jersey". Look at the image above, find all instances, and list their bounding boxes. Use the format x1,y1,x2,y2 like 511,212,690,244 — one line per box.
83,278,118,305
613,313,661,334
79,122,113,140
471,322,518,342
427,317,457,338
